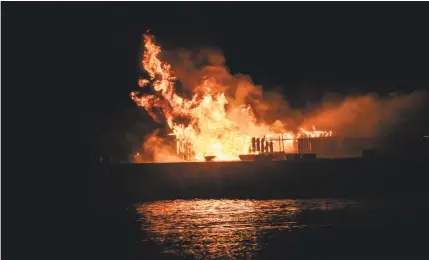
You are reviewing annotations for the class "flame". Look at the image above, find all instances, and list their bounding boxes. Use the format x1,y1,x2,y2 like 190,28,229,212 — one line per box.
131,34,332,162
298,126,333,138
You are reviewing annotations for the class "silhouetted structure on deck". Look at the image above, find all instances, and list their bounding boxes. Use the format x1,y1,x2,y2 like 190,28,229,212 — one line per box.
166,133,428,162
240,135,428,161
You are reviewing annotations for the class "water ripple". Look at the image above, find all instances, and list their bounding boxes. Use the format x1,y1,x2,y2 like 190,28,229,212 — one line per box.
136,199,359,259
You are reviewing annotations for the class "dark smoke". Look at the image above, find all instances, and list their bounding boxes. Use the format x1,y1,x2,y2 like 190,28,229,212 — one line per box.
300,90,429,137
163,46,429,138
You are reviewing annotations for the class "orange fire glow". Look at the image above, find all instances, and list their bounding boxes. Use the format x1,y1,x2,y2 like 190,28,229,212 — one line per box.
131,34,332,162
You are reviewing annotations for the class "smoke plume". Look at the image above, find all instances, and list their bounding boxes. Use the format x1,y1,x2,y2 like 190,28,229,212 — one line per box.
131,35,428,162
164,46,428,138
300,90,429,137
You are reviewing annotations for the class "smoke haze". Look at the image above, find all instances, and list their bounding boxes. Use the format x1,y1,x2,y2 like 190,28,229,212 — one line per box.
163,46,428,138
131,36,428,162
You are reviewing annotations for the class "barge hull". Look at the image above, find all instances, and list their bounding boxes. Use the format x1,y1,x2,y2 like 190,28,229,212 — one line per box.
95,157,429,203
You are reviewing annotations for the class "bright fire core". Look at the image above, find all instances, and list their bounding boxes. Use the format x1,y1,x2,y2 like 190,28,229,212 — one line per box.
131,34,332,162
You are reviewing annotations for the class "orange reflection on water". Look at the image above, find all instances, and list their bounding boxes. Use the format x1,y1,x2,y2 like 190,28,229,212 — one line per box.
136,199,357,259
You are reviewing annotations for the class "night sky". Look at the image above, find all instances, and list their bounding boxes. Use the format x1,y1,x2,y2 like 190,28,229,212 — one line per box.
3,2,429,158
2,2,429,257
3,2,429,162
2,6,429,147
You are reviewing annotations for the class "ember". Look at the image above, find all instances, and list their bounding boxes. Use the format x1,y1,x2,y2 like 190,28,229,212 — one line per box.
131,34,332,162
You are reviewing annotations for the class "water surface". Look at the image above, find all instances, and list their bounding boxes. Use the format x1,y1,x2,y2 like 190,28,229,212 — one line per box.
136,199,366,259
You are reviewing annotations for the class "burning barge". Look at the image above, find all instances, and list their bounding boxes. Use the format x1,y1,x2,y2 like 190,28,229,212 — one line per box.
145,134,428,162
99,136,429,203
94,34,429,203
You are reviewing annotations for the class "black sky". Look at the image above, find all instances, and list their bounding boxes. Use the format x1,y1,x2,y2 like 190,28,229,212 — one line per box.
3,2,429,154
3,1,429,167
2,2,429,257
4,2,429,110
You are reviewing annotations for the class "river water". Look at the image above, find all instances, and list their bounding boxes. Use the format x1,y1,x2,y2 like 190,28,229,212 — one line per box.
134,199,429,259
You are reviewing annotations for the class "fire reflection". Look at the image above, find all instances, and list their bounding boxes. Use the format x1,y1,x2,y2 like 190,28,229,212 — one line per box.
136,199,356,259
